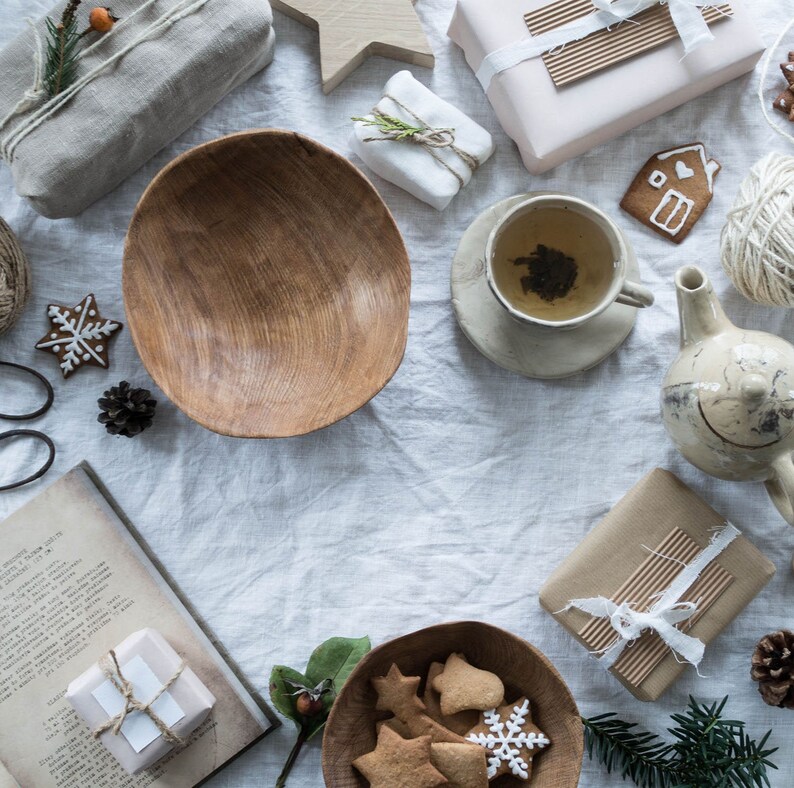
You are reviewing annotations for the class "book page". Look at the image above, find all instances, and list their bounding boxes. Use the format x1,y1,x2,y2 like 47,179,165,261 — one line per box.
0,467,276,788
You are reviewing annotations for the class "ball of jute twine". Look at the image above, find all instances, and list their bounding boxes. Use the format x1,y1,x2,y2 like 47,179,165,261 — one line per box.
0,217,31,334
720,152,794,308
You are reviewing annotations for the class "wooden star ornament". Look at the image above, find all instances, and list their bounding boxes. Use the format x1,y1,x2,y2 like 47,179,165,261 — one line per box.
271,0,434,93
35,294,123,378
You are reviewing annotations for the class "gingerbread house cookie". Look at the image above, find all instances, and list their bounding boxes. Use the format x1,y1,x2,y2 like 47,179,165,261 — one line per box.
620,143,721,244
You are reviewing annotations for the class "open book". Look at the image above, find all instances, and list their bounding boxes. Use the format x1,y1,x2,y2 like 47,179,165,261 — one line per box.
0,464,278,787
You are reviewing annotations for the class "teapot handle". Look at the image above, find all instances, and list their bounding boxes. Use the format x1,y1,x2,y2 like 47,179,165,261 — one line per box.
764,453,794,526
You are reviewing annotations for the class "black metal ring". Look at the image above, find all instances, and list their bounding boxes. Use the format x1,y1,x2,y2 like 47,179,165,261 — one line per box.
0,430,56,491
0,361,55,420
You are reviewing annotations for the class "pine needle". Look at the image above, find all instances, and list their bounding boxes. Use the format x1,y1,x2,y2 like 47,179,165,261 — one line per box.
44,0,83,97
352,112,426,141
583,697,777,788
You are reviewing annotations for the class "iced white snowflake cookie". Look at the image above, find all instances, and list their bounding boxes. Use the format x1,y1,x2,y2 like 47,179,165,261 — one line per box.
35,294,122,379
465,697,550,781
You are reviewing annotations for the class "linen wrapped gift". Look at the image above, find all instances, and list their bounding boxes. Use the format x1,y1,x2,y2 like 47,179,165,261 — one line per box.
350,70,495,210
539,469,775,702
0,0,275,218
448,0,763,174
66,628,216,774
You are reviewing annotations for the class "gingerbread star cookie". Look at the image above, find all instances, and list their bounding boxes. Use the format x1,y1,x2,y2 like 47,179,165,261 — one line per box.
372,664,467,744
465,697,550,781
352,727,447,788
35,294,122,378
620,143,720,244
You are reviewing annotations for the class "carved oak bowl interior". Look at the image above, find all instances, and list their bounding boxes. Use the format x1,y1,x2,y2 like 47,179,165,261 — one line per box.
123,130,411,437
323,621,583,787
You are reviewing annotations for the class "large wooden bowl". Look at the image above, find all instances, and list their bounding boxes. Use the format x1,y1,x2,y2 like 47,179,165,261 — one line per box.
123,130,411,438
323,621,583,787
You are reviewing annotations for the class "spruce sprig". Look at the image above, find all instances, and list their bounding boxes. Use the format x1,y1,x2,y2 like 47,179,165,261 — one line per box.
352,112,425,141
583,696,777,788
44,0,82,97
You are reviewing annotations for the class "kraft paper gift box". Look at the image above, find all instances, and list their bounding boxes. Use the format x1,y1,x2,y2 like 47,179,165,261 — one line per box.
447,0,763,174
0,0,275,218
66,628,216,774
539,469,775,702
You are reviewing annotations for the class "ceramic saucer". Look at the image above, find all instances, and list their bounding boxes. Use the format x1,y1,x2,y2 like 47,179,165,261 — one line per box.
451,192,643,380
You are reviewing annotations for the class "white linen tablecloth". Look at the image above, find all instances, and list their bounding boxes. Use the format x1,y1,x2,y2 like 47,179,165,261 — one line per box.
1,1,793,785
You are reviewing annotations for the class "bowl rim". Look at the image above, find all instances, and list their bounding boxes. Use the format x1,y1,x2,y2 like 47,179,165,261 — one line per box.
122,128,411,439
322,619,583,787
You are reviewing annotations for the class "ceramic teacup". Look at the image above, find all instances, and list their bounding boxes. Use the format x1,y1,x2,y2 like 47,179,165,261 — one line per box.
485,195,654,330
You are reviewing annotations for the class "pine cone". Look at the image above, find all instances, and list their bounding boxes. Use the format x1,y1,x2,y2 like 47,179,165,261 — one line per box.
751,630,794,708
97,381,157,438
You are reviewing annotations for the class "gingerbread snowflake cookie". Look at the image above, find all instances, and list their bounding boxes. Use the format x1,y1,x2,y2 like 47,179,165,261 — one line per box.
465,697,550,781
773,52,794,121
35,294,122,378
620,143,720,244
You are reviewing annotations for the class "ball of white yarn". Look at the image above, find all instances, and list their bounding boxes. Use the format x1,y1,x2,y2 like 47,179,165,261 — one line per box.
721,152,794,307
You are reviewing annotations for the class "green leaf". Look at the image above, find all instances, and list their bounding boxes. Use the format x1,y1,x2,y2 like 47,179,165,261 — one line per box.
302,636,370,740
269,665,309,730
305,635,371,690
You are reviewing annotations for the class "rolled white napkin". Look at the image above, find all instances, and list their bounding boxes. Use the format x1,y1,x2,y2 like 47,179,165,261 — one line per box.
350,71,494,210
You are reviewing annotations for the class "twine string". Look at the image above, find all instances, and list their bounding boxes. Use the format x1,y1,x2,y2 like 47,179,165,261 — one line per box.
361,94,480,189
0,0,210,163
92,649,186,746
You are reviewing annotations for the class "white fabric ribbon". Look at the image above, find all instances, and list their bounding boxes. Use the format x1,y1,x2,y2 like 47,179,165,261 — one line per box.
564,522,740,671
476,0,720,90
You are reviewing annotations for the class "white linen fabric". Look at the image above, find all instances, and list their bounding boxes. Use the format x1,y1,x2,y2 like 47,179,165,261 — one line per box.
1,1,793,785
350,70,494,210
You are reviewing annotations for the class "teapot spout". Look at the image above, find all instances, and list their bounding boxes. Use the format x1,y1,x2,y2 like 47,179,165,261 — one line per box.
675,266,730,348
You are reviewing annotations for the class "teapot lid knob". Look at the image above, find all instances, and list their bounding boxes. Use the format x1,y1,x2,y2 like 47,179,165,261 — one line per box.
740,374,770,404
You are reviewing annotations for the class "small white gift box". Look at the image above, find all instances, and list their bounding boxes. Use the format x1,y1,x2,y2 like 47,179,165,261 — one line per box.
350,70,495,210
66,628,215,774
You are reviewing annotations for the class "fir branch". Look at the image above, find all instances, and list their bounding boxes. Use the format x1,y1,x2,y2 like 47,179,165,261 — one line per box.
44,0,82,97
583,697,777,788
352,112,426,141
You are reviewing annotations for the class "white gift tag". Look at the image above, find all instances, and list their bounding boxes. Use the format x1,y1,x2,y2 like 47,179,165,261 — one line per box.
92,654,185,753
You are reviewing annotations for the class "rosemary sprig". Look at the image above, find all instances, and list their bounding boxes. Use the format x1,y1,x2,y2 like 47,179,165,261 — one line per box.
583,696,777,788
352,112,425,141
44,0,82,97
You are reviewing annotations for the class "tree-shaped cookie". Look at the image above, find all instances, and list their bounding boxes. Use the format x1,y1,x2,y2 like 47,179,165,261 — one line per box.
431,653,504,715
371,664,467,744
352,727,447,788
465,697,550,781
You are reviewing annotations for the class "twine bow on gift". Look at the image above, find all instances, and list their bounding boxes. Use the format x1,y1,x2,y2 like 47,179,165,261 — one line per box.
476,0,730,89
562,522,740,672
92,649,186,746
355,95,480,188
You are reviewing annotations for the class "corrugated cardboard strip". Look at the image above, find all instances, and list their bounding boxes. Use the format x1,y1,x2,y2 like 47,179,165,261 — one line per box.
524,0,733,86
579,527,733,688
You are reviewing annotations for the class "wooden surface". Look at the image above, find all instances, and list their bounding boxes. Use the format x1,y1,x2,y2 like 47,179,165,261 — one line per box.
123,130,411,439
271,0,434,93
322,621,583,787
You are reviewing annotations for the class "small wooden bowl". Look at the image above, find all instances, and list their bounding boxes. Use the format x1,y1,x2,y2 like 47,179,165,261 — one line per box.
323,621,582,787
123,130,411,438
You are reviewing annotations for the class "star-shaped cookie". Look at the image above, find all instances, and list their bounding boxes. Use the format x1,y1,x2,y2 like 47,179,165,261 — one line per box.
352,727,447,788
271,0,434,93
371,664,467,744
35,294,122,378
465,697,550,781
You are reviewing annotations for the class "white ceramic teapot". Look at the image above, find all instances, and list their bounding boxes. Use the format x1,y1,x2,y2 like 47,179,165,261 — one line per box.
661,265,794,525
